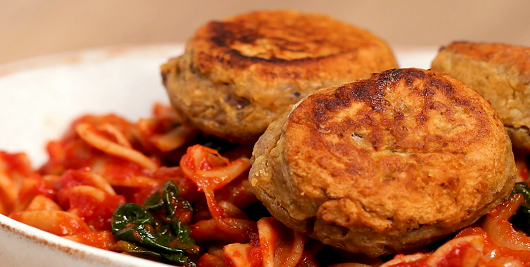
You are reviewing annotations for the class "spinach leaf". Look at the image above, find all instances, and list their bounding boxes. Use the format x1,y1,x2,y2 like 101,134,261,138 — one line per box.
114,240,193,265
510,182,530,234
199,135,238,154
112,181,199,265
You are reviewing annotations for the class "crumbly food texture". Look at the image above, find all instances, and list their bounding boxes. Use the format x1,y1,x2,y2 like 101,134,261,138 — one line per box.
250,68,516,256
162,10,398,143
431,42,530,152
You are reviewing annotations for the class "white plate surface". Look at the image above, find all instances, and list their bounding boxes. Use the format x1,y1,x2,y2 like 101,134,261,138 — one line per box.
0,44,438,267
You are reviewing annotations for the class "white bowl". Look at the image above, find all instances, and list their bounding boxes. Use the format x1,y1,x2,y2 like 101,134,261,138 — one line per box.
0,44,437,267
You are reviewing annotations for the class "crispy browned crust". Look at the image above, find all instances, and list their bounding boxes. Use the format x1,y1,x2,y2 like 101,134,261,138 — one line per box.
250,68,515,256
431,42,530,152
162,10,398,143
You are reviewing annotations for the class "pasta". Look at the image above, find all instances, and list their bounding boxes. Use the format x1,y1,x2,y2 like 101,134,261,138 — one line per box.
2,103,530,266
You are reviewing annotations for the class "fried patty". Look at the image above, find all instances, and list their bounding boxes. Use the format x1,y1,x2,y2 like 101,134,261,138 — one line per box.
161,10,398,144
249,68,515,257
431,42,530,152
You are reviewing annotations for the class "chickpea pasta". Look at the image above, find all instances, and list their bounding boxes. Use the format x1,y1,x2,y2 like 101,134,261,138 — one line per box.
2,103,530,267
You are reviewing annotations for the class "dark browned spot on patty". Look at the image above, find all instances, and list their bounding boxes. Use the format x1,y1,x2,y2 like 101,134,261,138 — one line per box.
224,94,250,109
292,68,495,155
208,21,261,47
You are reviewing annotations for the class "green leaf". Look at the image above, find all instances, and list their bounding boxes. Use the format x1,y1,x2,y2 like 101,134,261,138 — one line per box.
112,203,154,233
199,135,238,154
111,181,199,264
171,122,182,128
510,182,530,234
142,189,164,211
114,240,196,266
114,240,164,260
513,182,530,209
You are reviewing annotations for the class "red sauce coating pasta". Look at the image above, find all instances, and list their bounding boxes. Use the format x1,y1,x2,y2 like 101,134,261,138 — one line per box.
1,103,530,267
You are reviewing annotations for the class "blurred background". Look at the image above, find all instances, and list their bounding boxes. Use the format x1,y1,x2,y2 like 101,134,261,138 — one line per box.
2,0,530,65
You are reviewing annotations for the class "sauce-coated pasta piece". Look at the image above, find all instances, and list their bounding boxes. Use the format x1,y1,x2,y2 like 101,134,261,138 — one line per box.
10,210,91,236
